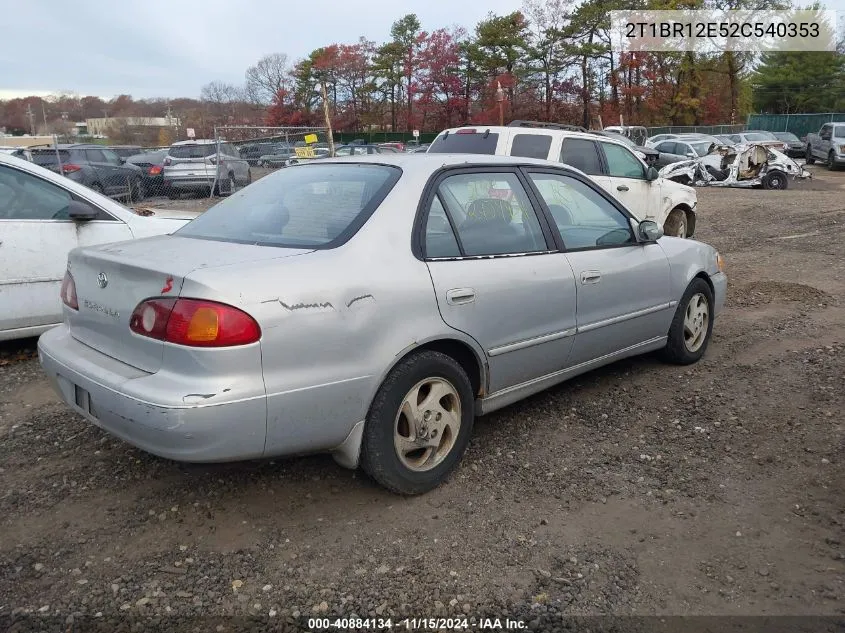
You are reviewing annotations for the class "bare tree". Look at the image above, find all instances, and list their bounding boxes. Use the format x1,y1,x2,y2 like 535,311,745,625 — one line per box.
245,53,291,105
200,81,241,122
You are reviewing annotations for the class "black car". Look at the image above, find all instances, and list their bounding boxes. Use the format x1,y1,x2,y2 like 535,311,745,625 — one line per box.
28,144,145,201
125,148,170,197
108,145,145,159
238,142,284,166
772,132,805,158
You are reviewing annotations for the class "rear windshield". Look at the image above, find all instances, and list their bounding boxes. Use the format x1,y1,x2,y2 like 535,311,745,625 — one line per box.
30,149,70,165
169,144,217,158
428,131,499,154
175,164,401,248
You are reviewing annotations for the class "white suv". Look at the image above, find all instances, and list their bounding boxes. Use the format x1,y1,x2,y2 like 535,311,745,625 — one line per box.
427,122,697,238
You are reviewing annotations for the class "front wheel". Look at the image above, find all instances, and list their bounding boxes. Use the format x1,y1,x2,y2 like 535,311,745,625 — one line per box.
663,208,688,238
661,278,715,365
129,178,144,202
805,146,815,164
360,351,475,495
829,151,837,171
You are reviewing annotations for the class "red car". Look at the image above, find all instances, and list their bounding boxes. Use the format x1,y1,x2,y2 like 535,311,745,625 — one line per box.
378,141,405,152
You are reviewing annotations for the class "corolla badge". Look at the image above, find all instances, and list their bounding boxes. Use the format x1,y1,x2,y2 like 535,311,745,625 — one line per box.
97,272,108,288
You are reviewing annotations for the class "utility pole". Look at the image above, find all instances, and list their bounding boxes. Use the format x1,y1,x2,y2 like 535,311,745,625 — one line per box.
26,104,36,135
41,100,48,129
318,79,335,155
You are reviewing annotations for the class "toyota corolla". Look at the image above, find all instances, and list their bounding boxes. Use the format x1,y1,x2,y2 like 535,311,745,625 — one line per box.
38,154,727,494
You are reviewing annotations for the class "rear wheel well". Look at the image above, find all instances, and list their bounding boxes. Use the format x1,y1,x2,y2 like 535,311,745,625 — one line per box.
403,339,484,398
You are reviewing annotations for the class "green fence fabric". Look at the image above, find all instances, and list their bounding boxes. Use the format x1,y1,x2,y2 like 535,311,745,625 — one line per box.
646,124,747,135
746,113,845,138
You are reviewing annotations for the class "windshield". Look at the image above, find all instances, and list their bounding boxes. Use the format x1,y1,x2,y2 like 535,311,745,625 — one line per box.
744,132,776,142
175,163,401,248
690,142,714,156
773,132,799,142
169,144,217,159
428,131,499,154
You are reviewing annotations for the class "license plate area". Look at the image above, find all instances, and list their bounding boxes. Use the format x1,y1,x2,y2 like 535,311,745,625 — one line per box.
74,384,97,418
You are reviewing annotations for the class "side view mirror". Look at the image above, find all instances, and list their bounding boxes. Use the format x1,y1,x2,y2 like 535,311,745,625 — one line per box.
638,220,663,242
68,199,99,221
645,166,659,181
686,152,697,158
118,157,126,164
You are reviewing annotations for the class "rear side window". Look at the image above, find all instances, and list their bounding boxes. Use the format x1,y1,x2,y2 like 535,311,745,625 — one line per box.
30,150,70,166
510,134,552,159
560,138,602,175
169,144,216,159
175,164,400,248
428,131,499,155
86,149,106,162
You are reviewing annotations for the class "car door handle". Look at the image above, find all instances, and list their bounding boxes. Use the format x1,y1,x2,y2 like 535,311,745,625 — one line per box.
617,185,629,192
581,271,601,284
446,288,475,305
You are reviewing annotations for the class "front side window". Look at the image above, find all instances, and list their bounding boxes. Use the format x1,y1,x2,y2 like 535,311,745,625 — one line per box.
434,171,547,256
101,149,121,164
86,148,106,163
510,134,552,159
655,141,678,154
601,142,645,178
560,138,602,175
0,165,73,220
528,172,634,250
176,163,400,248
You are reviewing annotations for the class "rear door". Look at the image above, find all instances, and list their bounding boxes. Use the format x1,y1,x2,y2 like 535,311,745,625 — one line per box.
523,168,672,365
85,148,122,195
422,168,577,393
597,140,662,222
559,137,612,190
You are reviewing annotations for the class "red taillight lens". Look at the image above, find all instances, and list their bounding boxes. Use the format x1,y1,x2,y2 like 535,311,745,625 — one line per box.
149,165,162,175
129,298,261,347
60,271,78,310
61,164,82,173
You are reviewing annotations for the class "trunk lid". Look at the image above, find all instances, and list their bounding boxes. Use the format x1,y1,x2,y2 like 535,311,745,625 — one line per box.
67,235,311,372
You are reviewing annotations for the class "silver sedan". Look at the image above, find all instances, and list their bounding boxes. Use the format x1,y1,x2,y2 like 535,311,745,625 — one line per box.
38,154,727,494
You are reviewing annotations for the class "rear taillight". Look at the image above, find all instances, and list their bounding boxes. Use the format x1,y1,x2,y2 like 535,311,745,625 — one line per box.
61,164,82,174
60,271,78,310
149,166,162,175
129,298,261,347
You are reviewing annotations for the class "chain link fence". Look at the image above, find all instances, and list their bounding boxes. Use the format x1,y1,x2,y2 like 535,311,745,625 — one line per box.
646,124,747,136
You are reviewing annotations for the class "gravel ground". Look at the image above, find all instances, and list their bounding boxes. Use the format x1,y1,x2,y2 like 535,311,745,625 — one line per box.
1,166,843,632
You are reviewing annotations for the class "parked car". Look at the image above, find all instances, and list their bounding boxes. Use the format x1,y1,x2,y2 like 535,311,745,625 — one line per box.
725,131,788,152
427,122,698,238
602,125,648,146
378,142,405,152
37,154,726,494
651,137,721,168
771,132,805,158
646,133,680,147
258,146,298,167
712,134,738,147
805,123,845,169
162,140,252,198
334,144,392,156
28,144,145,201
124,148,170,197
239,142,282,166
0,153,198,341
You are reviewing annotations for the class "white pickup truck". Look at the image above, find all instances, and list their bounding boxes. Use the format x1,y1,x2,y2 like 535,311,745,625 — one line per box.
805,123,845,169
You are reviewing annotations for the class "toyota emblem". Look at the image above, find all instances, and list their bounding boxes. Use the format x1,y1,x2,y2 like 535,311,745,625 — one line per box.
97,272,108,288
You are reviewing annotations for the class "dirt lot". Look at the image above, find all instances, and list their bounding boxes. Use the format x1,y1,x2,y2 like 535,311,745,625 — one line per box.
1,166,843,631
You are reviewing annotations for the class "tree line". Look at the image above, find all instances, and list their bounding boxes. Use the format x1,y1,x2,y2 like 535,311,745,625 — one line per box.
1,0,842,140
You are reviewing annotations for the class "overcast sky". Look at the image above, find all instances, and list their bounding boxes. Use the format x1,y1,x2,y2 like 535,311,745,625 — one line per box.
1,0,842,101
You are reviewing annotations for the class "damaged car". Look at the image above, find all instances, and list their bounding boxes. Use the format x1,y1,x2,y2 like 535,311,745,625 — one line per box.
658,143,811,190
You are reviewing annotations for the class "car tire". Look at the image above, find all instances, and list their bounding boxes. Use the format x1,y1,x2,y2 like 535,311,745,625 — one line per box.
663,208,688,238
360,351,475,495
130,178,144,202
762,170,787,190
167,191,181,200
661,277,715,365
828,151,837,171
246,169,252,185
805,146,815,164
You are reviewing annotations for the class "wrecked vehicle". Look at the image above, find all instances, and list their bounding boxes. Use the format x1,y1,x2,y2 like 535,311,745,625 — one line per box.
658,143,811,189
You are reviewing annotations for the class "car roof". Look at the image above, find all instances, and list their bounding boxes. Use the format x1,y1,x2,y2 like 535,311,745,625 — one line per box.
171,139,217,146
435,125,634,150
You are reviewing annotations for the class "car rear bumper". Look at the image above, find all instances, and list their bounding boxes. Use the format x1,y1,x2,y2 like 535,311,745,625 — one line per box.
38,325,267,462
166,177,216,190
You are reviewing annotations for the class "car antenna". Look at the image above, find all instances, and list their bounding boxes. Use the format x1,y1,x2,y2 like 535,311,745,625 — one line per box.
483,129,490,139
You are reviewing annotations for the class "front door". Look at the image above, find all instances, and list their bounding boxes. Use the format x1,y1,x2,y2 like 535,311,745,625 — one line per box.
597,140,662,222
422,169,578,393
523,169,672,366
